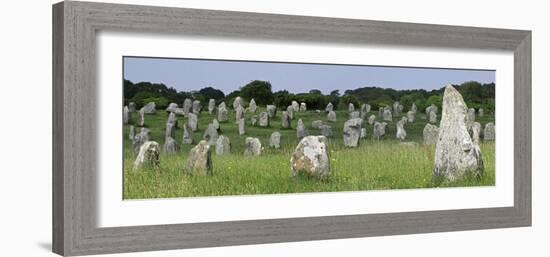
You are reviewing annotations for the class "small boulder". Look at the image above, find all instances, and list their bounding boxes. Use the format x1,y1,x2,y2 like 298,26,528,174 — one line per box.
163,137,180,154
319,124,333,138
396,119,407,140
185,140,212,175
259,112,270,127
423,123,439,145
244,137,262,156
266,105,277,118
142,102,156,114
296,119,309,139
484,122,495,141
290,136,330,179
215,135,231,155
133,141,160,170
327,111,337,122
281,111,291,129
270,132,281,149
343,118,362,147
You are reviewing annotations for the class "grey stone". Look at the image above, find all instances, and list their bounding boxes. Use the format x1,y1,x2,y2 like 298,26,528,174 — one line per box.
128,125,135,140
142,102,156,114
208,99,216,114
484,122,495,141
203,123,219,145
396,119,407,140
187,113,198,132
123,106,130,124
360,128,367,139
182,123,194,145
296,119,309,139
425,104,438,116
325,102,333,112
259,112,270,127
235,104,245,122
291,101,299,112
270,132,281,149
467,108,476,128
407,111,416,123
128,102,136,112
478,108,484,117
165,122,176,140
311,120,323,129
319,125,333,138
167,112,177,128
238,118,246,135
163,136,179,154
350,111,360,119
471,122,482,145
423,123,439,145
411,103,417,113
434,85,484,181
138,108,145,126
266,105,277,118
361,104,371,116
183,98,192,114
212,119,220,131
290,136,330,179
373,122,388,140
281,111,291,129
215,135,231,155
233,96,243,110
348,103,355,112
429,111,437,123
244,137,262,156
368,114,376,125
166,102,178,113
286,105,294,119
217,103,228,122
327,111,336,122
133,141,160,170
251,115,257,126
300,102,307,112
393,101,401,116
382,109,392,121
133,128,150,153
185,140,212,175
343,118,362,147
249,98,257,113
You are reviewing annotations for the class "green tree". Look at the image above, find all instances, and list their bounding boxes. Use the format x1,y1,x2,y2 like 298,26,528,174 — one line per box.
240,80,274,105
198,87,225,102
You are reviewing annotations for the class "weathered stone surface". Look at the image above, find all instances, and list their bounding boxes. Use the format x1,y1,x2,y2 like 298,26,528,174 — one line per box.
166,103,178,113
393,101,401,117
373,122,387,140
128,102,136,112
425,104,438,116
368,114,376,125
208,99,216,114
296,119,309,139
311,120,323,129
123,106,130,124
185,140,212,175
217,104,228,122
286,105,295,119
138,108,145,126
133,141,160,170
233,96,244,110
249,98,257,113
327,111,336,122
238,118,246,135
423,123,439,145
360,128,367,139
434,85,484,181
478,108,484,117
281,111,291,129
467,108,476,129
259,112,269,127
319,125,333,138
235,104,245,122
165,122,176,140
167,112,177,127
187,113,198,132
212,119,220,131
142,102,156,114
267,105,277,118
343,118,362,147
182,123,194,145
128,125,135,140
300,102,307,112
251,115,257,126
133,128,150,153
244,137,262,156
325,102,333,112
429,111,437,123
348,103,355,112
163,136,179,154
183,98,192,114
270,132,281,149
361,104,371,116
407,111,416,123
215,135,231,155
202,123,219,145
411,103,417,113
470,122,482,145
350,111,360,119
382,109,392,121
291,101,299,112
174,108,186,116
396,119,407,140
484,122,495,141
291,136,330,179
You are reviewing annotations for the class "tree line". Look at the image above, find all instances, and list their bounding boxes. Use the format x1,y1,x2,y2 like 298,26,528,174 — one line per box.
124,79,495,113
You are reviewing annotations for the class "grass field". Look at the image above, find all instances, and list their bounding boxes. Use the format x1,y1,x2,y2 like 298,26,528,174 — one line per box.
123,106,495,199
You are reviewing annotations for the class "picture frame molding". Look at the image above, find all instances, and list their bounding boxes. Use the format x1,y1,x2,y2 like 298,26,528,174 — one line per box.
52,1,531,256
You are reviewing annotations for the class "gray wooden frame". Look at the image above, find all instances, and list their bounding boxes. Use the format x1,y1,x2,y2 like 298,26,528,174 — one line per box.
52,1,531,256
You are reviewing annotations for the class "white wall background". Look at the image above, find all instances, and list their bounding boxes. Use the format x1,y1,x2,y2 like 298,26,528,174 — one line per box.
0,0,547,256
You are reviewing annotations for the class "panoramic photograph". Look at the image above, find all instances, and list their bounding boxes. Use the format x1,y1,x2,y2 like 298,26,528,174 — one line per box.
122,56,496,200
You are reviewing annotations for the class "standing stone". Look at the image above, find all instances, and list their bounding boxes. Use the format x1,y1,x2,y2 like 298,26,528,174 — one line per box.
348,103,355,112
327,111,336,122
287,105,295,120
203,123,219,145
300,102,307,112
281,111,291,129
183,98,192,114
382,109,393,121
368,114,376,125
244,137,262,156
425,104,438,116
138,108,145,126
319,125,333,138
128,125,135,140
212,119,220,131
429,111,437,123
167,112,177,128
361,104,371,116
434,85,484,181
423,123,439,145
185,140,212,175
411,103,417,113
215,135,231,155
249,98,257,113
360,128,367,139
187,113,198,132
291,136,330,179
217,103,228,122
166,103,178,113
182,123,194,145
468,108,476,127
233,96,243,110
142,102,156,114
163,137,179,154
132,128,151,153
396,119,407,140
266,105,277,118
235,104,245,122
393,102,401,117
470,122,482,145
238,118,246,135
478,108,484,117
251,115,257,126
343,118,362,147
325,102,333,112
165,122,176,140
123,106,130,124
296,119,309,139
133,141,160,170
407,111,416,123
373,122,387,140
208,99,216,114
311,120,323,129
484,122,495,141
291,101,299,112
378,107,384,117
128,102,136,112
270,132,281,149
259,112,270,127
350,111,360,119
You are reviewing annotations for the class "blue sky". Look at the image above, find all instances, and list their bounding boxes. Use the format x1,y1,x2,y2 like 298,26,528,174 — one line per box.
123,57,495,94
